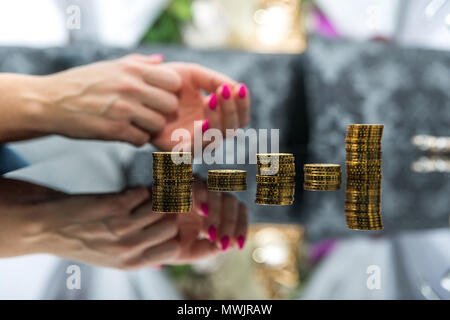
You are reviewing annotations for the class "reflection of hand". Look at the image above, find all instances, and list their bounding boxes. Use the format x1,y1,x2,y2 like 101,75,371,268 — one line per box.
0,179,180,269
0,177,248,269
32,54,182,146
151,63,251,151
192,179,249,251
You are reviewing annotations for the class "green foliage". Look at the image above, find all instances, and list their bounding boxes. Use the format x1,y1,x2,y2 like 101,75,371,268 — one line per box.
166,264,193,278
141,0,193,44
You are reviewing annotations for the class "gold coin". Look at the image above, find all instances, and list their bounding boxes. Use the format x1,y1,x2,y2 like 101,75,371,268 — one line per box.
304,185,340,191
207,186,247,192
345,214,382,220
208,169,246,174
346,153,382,160
346,165,382,172
258,172,296,178
346,195,381,202
345,145,382,153
258,162,296,168
255,199,294,206
347,124,384,131
257,184,295,189
304,174,341,180
304,163,340,169
207,176,247,180
346,220,383,226
256,175,295,183
152,208,192,213
257,153,294,158
256,191,295,198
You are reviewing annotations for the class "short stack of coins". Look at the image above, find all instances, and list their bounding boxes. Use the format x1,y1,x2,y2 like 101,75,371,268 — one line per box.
255,153,295,205
303,164,341,191
345,124,384,230
152,152,193,213
207,170,247,191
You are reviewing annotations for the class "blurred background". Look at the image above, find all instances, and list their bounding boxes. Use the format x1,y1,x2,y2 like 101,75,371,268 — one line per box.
2,0,450,51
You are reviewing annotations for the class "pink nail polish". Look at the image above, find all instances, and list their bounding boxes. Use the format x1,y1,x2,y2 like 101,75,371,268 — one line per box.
238,84,246,98
201,202,209,216
220,236,230,251
209,94,218,110
150,53,164,61
202,120,209,133
237,236,246,250
222,85,231,99
208,226,217,242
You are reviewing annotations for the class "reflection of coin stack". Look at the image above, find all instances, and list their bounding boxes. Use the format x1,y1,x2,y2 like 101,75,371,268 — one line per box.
345,124,384,230
255,153,295,206
207,170,247,191
152,152,193,213
303,164,341,191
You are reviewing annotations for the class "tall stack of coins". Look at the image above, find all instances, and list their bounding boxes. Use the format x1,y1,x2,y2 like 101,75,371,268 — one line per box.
345,124,384,230
303,164,341,191
255,153,295,205
207,170,247,191
152,152,193,213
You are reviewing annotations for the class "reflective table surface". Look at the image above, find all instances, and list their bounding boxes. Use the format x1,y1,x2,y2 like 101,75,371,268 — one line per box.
0,132,449,300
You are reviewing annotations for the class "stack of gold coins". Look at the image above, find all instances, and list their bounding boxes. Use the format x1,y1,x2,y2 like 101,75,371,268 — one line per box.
152,152,193,213
303,164,341,191
345,124,384,230
255,153,295,205
207,170,247,191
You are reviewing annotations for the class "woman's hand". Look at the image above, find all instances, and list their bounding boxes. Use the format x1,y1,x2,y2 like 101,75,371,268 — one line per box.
151,62,251,151
191,178,249,252
0,177,248,269
0,180,178,268
28,54,182,146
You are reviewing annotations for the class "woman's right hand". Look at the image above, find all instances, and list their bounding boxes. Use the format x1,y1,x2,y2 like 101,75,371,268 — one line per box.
30,54,182,146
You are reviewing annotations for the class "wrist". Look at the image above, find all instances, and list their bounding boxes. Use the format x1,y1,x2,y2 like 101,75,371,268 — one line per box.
19,75,54,134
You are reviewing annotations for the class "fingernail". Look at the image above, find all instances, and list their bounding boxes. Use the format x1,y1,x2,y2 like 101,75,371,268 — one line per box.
209,94,218,110
220,236,230,251
208,226,217,242
150,53,164,61
237,236,246,250
201,202,209,216
238,84,247,98
202,120,209,133
221,84,231,99
152,265,162,270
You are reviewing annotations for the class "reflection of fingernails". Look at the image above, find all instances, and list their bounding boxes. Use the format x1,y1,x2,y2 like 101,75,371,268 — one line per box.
201,202,209,216
209,94,218,110
208,226,217,242
237,236,246,250
202,120,209,133
150,54,164,61
238,84,247,98
222,84,231,99
220,236,230,251
152,265,162,270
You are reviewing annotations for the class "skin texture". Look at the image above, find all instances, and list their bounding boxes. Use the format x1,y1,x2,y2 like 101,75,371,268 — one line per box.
0,54,250,149
0,178,248,270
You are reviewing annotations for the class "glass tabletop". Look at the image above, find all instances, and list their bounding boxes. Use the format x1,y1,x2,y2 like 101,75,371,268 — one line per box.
1,127,449,300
